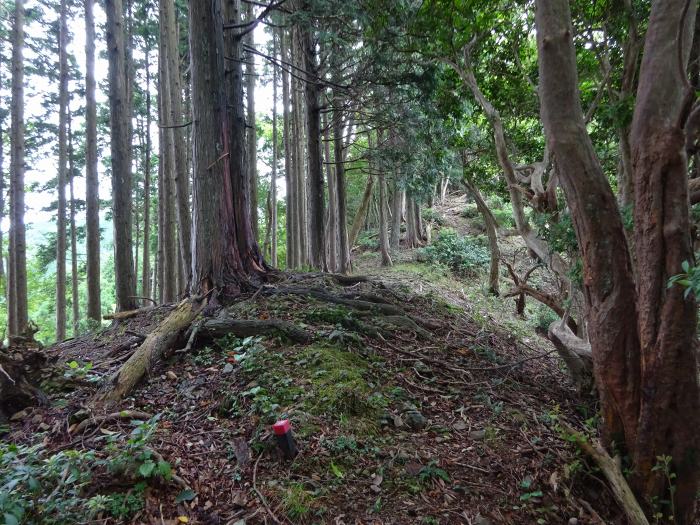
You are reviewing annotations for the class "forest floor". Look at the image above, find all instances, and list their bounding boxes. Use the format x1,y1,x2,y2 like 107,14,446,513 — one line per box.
3,195,622,525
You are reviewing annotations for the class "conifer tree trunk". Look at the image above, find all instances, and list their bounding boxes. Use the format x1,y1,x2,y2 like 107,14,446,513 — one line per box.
162,0,192,288
9,0,28,337
349,174,375,249
324,113,338,272
142,49,152,302
56,0,69,341
188,0,266,296
68,121,80,337
106,0,136,311
270,33,278,267
301,16,325,270
157,42,177,302
378,172,392,267
84,0,101,321
280,27,295,268
291,29,307,265
245,1,259,242
332,101,350,273
390,177,402,251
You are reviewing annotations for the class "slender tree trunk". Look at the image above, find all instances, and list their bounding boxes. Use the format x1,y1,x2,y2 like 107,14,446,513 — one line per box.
332,106,350,273
390,176,402,251
291,29,307,266
162,0,191,289
84,0,101,321
188,0,266,297
324,113,338,272
349,174,375,249
462,154,499,295
158,39,177,303
9,0,28,337
378,166,392,267
142,49,152,302
280,27,294,268
245,1,259,242
68,119,80,337
55,0,69,342
106,0,136,311
270,32,278,267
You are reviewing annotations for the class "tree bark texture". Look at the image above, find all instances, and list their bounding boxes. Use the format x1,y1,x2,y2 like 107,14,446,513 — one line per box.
162,0,192,290
628,0,699,518
9,0,28,336
245,1,259,242
84,0,102,321
106,0,136,311
56,0,69,341
189,0,266,297
537,0,699,521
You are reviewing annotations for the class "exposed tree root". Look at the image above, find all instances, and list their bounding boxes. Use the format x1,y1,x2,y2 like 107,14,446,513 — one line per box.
70,409,153,434
561,422,650,525
95,298,207,404
200,315,312,344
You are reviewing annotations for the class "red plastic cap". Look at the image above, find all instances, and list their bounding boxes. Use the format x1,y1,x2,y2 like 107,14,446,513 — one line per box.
272,419,292,436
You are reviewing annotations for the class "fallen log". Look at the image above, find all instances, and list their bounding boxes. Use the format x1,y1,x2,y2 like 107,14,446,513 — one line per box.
95,298,207,404
561,422,650,525
103,306,155,321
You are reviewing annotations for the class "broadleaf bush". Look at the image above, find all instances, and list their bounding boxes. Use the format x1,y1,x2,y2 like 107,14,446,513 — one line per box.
419,229,490,276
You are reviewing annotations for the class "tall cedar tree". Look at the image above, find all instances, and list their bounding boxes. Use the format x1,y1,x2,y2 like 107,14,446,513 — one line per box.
84,0,101,321
105,0,136,311
188,0,266,297
9,0,28,337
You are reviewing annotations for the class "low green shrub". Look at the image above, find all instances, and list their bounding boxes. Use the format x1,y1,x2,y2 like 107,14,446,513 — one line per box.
0,416,169,524
419,229,490,276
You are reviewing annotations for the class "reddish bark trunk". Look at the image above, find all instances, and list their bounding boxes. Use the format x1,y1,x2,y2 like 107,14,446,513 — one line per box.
189,0,266,298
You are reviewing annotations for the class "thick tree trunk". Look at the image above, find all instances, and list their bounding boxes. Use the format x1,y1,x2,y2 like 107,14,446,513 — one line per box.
301,18,325,270
189,0,266,297
538,1,699,522
628,1,699,519
84,0,101,322
9,0,28,337
56,0,69,342
245,2,259,242
106,0,136,311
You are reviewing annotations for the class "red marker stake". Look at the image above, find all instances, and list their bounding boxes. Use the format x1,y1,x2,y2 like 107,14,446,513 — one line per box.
272,419,298,459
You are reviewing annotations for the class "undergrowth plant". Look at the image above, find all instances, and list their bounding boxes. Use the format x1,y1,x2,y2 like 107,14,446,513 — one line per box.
0,416,170,524
419,228,489,276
